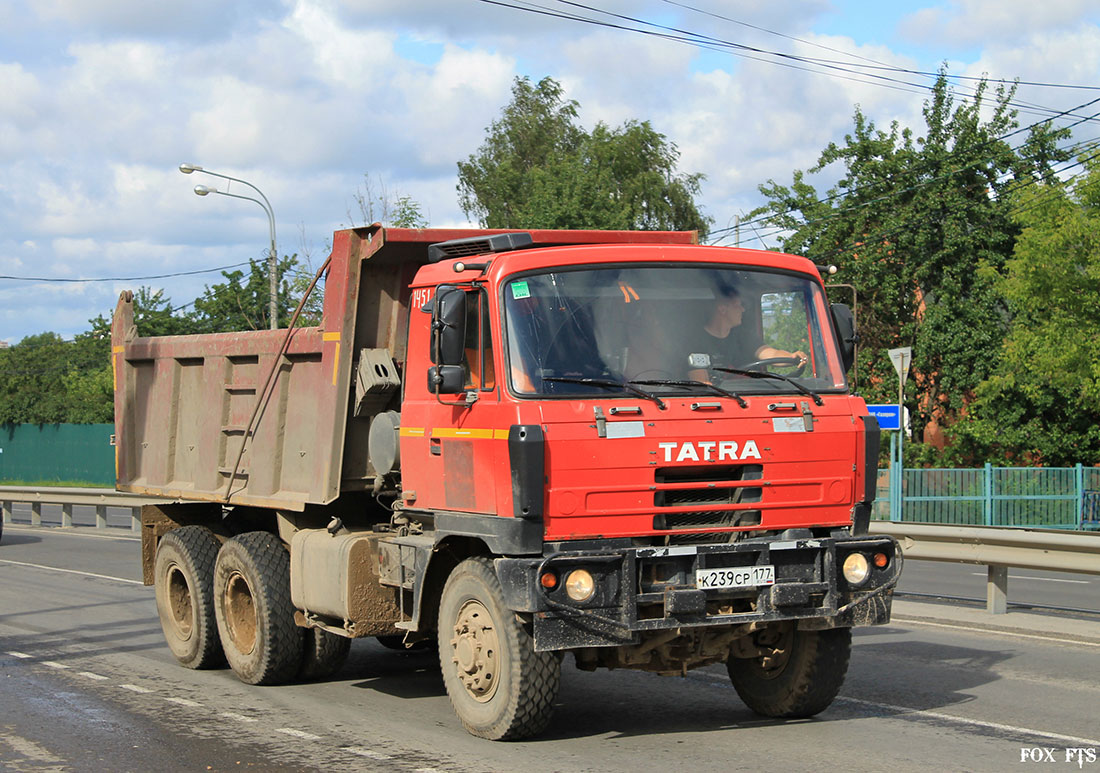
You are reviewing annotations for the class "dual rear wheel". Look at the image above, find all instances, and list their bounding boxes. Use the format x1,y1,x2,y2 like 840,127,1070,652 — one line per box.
153,528,349,684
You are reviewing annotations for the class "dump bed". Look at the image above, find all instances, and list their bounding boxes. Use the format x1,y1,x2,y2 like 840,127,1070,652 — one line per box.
112,225,697,510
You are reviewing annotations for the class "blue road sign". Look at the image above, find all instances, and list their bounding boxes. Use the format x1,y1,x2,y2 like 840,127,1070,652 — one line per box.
866,404,901,431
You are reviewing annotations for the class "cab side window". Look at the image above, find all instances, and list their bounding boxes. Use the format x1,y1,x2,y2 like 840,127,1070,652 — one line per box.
463,290,495,390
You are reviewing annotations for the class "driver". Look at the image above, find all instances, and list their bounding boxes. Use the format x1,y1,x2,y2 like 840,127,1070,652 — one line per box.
686,286,807,383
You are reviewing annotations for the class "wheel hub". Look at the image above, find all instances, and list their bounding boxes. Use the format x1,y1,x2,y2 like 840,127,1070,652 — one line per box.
449,600,500,702
165,564,194,639
223,570,257,655
751,624,794,677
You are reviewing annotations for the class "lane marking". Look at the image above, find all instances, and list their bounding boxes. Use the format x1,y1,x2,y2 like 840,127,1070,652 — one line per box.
0,733,66,764
345,747,393,761
893,617,1100,648
7,651,32,659
969,572,1089,585
691,670,1100,747
276,728,322,741
220,712,259,723
78,671,108,681
42,661,69,670
837,696,1100,747
3,525,140,542
120,684,152,694
164,697,202,707
0,558,143,585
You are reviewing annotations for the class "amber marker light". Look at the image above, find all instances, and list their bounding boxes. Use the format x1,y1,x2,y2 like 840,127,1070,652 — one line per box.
540,571,559,590
873,552,889,568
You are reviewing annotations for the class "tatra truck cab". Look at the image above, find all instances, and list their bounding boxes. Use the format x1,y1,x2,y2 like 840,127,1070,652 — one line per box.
113,226,900,740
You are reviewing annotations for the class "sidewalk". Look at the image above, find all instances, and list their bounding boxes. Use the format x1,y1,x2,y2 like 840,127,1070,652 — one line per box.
891,597,1100,646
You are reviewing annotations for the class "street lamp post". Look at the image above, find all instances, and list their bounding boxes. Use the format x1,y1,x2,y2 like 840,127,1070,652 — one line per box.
180,164,279,330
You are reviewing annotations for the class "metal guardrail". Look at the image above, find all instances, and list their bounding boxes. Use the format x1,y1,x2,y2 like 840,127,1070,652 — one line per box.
871,520,1100,614
0,485,164,533
3,490,1095,616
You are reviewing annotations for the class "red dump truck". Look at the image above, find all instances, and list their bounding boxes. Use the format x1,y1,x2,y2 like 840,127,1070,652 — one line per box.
112,225,900,740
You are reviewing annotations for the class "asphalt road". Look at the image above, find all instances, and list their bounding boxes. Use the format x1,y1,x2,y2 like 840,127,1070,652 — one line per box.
1,526,1098,772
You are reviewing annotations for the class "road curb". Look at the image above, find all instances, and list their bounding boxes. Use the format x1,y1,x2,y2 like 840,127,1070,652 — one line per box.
890,600,1100,646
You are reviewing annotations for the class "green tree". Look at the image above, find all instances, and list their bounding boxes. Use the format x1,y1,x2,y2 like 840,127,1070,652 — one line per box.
458,76,710,232
0,333,72,423
188,255,300,333
950,155,1100,464
751,72,1069,459
346,174,430,229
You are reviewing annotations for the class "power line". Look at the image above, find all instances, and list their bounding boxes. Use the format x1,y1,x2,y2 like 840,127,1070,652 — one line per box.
489,0,1099,123
659,0,1100,93
0,262,252,283
704,95,1100,242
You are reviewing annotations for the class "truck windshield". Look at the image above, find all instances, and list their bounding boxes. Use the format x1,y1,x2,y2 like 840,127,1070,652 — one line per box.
502,265,847,397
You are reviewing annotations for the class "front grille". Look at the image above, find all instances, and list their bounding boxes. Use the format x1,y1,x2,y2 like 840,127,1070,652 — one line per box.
652,463,764,543
656,509,763,544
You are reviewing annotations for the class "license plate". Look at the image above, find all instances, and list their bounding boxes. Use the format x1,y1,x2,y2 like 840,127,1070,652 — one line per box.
695,565,775,590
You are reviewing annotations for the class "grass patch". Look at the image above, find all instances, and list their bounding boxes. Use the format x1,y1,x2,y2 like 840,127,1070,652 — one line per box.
0,479,115,488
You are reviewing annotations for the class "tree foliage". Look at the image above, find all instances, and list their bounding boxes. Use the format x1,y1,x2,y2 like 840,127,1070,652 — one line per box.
458,76,711,232
751,72,1069,459
950,155,1100,464
189,255,300,333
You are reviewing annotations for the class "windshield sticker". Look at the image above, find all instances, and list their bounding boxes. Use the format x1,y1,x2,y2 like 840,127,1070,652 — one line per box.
510,281,531,300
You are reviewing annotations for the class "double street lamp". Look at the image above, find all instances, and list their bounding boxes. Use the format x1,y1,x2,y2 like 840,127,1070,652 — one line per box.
179,163,279,330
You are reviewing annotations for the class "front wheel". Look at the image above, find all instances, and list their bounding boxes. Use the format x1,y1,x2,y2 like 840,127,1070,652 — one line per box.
438,557,560,740
727,624,851,718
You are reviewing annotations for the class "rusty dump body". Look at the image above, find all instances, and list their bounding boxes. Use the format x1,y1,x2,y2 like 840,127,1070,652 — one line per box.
111,225,693,510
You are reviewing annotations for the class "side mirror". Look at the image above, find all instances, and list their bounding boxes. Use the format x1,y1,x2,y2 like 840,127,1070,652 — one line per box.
830,303,857,373
428,364,466,394
428,286,467,395
431,285,466,366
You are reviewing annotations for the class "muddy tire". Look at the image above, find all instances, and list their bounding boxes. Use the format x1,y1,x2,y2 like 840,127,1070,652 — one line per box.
437,557,560,740
153,525,224,669
213,531,303,686
299,628,351,681
727,624,851,718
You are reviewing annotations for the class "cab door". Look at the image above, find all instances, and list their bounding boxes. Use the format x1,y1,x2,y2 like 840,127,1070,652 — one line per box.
400,286,502,514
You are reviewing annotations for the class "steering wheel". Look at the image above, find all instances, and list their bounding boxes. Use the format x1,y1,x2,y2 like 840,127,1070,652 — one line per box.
736,356,806,376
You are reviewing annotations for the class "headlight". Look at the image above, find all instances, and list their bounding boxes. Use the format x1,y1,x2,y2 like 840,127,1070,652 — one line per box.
564,569,596,602
842,553,871,586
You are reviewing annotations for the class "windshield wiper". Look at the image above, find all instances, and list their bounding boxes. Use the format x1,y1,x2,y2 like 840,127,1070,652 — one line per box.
713,368,824,406
629,379,748,409
542,376,666,409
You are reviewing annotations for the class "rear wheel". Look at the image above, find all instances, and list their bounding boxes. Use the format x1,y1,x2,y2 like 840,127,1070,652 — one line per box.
213,531,303,685
376,634,433,652
437,557,560,740
299,627,351,680
153,525,224,669
727,624,851,718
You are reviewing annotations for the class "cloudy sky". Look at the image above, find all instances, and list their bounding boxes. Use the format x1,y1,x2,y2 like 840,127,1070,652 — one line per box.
1,0,1098,344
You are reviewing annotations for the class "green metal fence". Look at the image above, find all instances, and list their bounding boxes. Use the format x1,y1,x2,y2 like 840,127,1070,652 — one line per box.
0,424,115,486
874,463,1100,530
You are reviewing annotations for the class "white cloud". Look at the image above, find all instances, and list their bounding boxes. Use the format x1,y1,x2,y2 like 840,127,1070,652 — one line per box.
900,0,1100,45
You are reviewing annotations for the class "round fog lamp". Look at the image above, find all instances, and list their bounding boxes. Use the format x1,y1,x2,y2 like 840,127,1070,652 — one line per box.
565,569,596,602
842,553,871,586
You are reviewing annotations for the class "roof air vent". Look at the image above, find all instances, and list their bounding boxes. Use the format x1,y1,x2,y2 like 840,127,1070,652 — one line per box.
427,232,533,263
